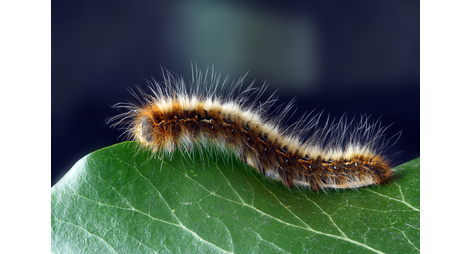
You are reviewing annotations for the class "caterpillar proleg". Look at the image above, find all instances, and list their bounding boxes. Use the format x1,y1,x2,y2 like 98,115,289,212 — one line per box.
108,66,398,190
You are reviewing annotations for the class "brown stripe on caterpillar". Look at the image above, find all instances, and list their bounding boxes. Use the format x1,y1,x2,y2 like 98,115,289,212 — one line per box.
107,67,399,190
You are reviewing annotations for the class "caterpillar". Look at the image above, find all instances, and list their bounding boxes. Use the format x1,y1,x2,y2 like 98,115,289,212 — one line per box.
108,66,398,190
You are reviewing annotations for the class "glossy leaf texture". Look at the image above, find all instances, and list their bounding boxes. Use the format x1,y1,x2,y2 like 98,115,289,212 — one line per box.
52,142,420,253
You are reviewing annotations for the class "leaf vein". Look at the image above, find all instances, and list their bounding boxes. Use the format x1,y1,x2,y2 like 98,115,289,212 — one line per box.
364,189,419,212
52,217,118,254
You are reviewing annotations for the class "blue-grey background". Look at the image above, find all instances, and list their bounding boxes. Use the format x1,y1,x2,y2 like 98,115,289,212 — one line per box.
52,1,419,186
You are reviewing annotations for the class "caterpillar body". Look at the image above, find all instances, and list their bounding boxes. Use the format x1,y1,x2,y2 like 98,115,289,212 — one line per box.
108,67,397,190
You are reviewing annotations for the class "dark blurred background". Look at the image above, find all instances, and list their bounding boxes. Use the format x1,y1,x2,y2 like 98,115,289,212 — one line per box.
52,0,419,186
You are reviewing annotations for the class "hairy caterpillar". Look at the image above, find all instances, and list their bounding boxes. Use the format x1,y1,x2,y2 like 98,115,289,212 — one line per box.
108,66,398,190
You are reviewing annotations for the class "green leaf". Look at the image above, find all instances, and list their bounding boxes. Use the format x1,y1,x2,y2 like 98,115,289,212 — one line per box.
52,142,420,253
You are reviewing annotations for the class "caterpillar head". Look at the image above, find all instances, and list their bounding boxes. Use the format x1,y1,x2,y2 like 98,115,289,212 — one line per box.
135,115,169,152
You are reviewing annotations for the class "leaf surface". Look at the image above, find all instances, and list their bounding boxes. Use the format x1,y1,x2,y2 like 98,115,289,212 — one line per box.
52,142,420,253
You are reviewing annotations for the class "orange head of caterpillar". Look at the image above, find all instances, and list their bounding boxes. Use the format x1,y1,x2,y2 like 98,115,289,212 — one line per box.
135,114,168,151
